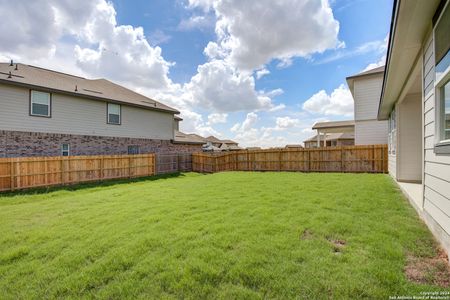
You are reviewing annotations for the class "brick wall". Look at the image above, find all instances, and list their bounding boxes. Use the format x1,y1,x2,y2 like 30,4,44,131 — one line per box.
0,130,202,157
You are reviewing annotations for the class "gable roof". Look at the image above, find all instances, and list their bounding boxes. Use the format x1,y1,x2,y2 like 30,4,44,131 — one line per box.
346,66,385,80
346,66,385,95
221,139,238,145
304,132,355,143
205,136,223,143
173,131,207,144
0,62,179,114
312,120,355,130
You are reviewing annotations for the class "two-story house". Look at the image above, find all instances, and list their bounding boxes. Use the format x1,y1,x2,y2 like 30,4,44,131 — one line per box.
0,62,202,157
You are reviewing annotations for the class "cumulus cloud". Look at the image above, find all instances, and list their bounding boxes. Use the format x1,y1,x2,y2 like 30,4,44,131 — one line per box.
231,112,258,133
302,84,354,117
186,60,275,112
275,116,300,129
256,68,270,79
230,114,304,148
207,113,228,124
189,0,341,70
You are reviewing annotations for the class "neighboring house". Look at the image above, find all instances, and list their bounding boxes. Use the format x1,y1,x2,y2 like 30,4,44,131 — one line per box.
173,115,183,131
378,0,450,255
0,62,202,157
285,144,304,149
303,133,355,148
205,136,224,147
347,66,389,145
172,131,206,146
204,136,241,151
305,120,355,148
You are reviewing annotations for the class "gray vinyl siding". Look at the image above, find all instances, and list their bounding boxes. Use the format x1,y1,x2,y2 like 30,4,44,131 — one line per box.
354,120,388,145
353,74,388,145
354,75,383,121
422,32,450,238
0,83,174,140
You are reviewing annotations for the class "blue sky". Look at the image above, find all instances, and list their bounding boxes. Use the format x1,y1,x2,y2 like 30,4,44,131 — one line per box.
0,0,393,147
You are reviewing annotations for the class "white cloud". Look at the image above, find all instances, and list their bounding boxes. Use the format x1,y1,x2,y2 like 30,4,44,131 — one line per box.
362,54,386,72
189,0,341,70
256,68,270,79
178,14,215,31
230,112,258,133
186,60,275,112
207,113,228,124
316,37,387,64
302,84,354,117
275,117,300,129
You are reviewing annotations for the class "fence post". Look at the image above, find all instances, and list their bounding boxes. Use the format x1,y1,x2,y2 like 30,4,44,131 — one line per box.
100,156,104,179
128,156,132,178
10,159,14,191
60,158,64,184
307,150,310,172
278,150,282,171
371,145,375,173
247,150,250,171
341,147,344,173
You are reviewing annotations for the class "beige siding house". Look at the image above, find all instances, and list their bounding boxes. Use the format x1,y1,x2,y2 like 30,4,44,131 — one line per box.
378,0,450,255
347,66,388,145
0,63,202,156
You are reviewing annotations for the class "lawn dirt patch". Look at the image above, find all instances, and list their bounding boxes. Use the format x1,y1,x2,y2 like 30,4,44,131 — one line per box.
300,229,314,240
405,248,450,288
326,236,347,254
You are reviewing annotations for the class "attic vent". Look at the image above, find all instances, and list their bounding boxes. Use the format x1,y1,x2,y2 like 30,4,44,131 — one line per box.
141,100,157,107
82,88,103,94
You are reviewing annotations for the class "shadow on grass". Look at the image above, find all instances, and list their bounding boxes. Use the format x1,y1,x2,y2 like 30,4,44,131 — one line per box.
0,172,187,197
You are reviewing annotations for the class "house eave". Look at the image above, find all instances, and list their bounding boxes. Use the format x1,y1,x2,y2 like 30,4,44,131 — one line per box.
378,0,441,120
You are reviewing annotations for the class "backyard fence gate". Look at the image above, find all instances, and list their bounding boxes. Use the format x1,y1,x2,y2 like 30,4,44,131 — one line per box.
156,153,193,174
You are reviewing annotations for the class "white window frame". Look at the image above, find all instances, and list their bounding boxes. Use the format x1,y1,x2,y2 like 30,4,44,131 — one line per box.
61,144,70,157
30,90,51,117
433,0,450,153
107,103,121,125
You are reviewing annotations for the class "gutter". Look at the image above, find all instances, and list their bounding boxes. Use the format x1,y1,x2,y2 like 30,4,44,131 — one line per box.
378,0,400,120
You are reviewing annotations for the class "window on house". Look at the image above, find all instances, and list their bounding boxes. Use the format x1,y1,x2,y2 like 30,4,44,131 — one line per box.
30,90,51,117
435,0,450,82
434,1,450,150
128,145,140,155
61,144,70,156
441,80,450,141
107,103,121,125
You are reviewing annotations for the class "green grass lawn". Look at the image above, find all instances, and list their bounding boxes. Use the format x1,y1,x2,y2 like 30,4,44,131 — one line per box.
0,172,446,299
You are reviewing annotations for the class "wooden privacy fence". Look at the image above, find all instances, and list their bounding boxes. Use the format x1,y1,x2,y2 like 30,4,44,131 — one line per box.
0,154,155,192
192,145,388,174
156,153,193,174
